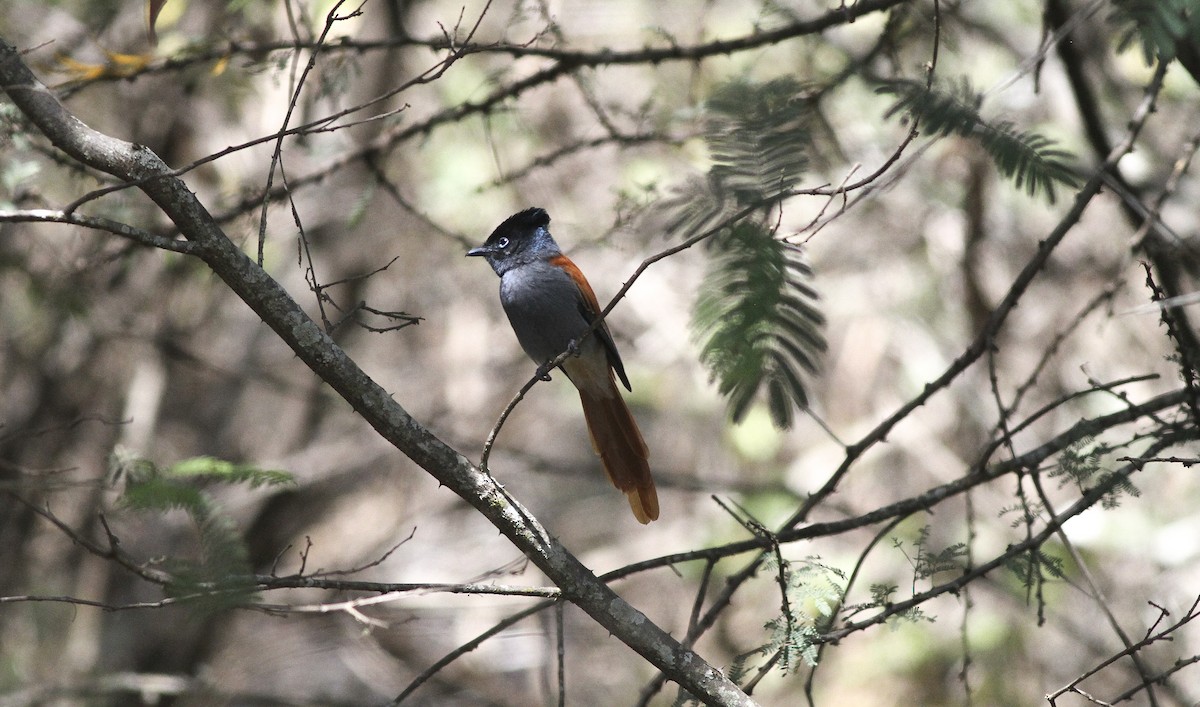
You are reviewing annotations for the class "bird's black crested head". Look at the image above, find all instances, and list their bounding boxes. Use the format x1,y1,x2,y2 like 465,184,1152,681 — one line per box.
499,207,550,234
466,207,559,274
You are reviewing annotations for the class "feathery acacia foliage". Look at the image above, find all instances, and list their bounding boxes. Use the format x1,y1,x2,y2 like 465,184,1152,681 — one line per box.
705,77,819,205
1110,0,1199,63
694,222,825,428
663,78,826,428
110,451,295,614
760,556,844,673
878,78,1079,202
662,77,821,238
1049,436,1139,509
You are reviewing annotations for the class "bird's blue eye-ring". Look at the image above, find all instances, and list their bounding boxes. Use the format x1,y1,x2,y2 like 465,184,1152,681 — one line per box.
496,236,510,249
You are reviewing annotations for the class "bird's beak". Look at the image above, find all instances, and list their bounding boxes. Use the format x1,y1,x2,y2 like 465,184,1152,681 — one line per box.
466,246,488,257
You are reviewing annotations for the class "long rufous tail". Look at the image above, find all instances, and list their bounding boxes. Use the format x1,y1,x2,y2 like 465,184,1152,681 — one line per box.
576,378,658,523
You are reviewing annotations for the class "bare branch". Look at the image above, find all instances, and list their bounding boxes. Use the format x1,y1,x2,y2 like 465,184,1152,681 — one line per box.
0,35,756,707
0,208,200,253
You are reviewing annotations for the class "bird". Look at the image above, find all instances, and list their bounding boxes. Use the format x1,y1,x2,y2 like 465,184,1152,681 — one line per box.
467,207,659,523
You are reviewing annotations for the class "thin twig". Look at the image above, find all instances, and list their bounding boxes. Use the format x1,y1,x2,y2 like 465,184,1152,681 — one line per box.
1047,596,1200,705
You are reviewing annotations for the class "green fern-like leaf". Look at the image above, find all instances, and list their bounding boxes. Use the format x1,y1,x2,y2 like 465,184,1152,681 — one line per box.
122,479,260,615
1109,0,1196,63
869,582,898,606
726,653,754,684
120,477,210,514
763,618,820,671
1006,547,1067,587
141,497,258,616
880,77,984,135
894,525,968,584
1048,437,1137,506
165,504,259,616
1000,501,1045,528
1096,471,1141,509
694,222,825,428
656,77,827,428
979,122,1078,201
706,77,817,205
112,452,288,616
878,79,1079,202
916,542,968,578
760,557,846,673
661,77,822,240
167,456,295,489
1049,435,1102,486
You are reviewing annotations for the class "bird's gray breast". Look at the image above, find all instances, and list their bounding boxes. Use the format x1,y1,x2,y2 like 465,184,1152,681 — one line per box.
499,262,589,364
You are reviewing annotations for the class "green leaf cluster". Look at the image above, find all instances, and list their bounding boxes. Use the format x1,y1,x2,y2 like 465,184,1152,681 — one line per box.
662,77,820,238
1005,547,1067,588
878,79,1079,203
836,525,964,629
1048,436,1139,509
760,556,845,672
695,222,825,427
1109,0,1199,64
901,524,968,582
845,582,933,627
706,77,817,205
671,78,827,428
109,449,295,615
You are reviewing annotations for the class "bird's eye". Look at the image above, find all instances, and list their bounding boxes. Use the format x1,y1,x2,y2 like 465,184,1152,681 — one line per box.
496,237,510,249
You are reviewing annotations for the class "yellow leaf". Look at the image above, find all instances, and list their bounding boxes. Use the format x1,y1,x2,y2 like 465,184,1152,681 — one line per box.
105,52,152,71
54,52,155,82
54,54,107,82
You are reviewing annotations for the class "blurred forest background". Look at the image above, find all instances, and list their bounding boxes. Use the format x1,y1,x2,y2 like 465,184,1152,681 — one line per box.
2,0,1200,705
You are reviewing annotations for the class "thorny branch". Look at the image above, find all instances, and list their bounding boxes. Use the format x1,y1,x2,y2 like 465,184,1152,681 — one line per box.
5,1,1200,704
0,33,756,707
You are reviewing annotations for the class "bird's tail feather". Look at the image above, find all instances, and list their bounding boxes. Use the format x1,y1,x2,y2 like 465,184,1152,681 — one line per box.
577,378,658,523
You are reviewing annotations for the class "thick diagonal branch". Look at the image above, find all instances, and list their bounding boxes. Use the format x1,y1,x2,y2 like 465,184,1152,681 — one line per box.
0,38,754,707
